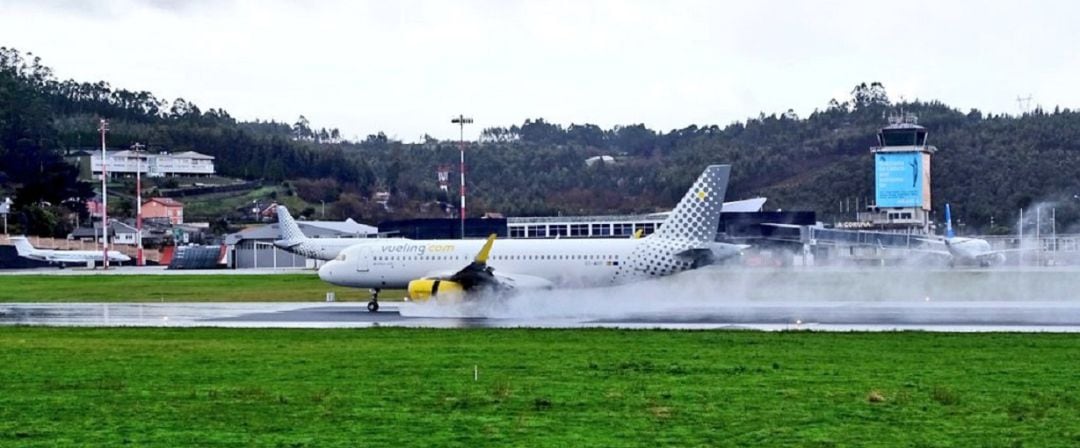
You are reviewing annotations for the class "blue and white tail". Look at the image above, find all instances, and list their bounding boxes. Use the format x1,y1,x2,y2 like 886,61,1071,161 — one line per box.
944,203,955,239
275,206,308,245
654,165,731,242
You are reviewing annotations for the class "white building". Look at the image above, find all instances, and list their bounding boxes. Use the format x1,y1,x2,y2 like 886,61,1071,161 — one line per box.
91,150,215,178
506,197,768,238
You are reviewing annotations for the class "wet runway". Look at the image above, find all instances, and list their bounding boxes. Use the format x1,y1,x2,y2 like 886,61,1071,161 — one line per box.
4,301,1080,331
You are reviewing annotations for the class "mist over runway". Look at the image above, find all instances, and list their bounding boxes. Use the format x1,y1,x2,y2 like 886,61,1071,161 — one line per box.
6,266,1080,332
6,267,1080,331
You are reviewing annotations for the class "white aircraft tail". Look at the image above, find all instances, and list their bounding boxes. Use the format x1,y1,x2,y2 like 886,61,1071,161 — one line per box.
9,236,36,256
653,165,731,242
615,165,732,281
275,206,307,245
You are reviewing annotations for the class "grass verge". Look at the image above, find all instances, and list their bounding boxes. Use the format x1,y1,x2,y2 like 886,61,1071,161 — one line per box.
0,274,404,302
0,328,1078,446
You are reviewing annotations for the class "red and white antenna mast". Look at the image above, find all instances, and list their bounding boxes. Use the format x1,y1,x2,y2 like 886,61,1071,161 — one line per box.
131,142,145,266
451,115,473,239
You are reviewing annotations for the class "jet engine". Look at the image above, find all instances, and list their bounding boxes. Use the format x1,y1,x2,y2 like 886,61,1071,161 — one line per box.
407,278,465,302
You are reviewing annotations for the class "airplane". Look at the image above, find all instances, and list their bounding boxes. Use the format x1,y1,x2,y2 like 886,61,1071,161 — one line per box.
318,165,749,312
272,205,375,261
920,204,1007,267
274,196,762,262
10,236,131,267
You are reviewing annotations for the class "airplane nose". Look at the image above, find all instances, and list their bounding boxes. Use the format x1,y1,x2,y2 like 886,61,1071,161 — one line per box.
318,261,336,283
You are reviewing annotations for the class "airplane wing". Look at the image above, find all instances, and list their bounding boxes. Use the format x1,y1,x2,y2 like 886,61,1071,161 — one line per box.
887,247,952,258
674,242,750,267
408,234,556,300
491,272,555,290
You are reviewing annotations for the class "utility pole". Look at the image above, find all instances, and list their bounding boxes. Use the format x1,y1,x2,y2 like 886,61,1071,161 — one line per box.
132,142,145,266
99,119,110,269
451,114,473,239
1016,94,1033,115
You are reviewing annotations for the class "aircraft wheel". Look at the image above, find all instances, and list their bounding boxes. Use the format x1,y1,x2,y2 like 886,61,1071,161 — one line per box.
367,300,379,313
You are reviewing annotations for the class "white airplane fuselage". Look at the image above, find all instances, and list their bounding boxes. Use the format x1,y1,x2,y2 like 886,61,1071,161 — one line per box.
276,238,372,261
945,237,1004,266
10,236,131,265
319,238,643,289
24,251,131,263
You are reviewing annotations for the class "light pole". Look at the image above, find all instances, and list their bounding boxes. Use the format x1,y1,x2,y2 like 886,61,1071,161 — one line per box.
99,119,110,269
132,142,145,266
451,114,473,239
320,200,325,219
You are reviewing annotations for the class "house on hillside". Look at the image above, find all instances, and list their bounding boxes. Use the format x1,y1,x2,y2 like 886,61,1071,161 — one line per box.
85,197,104,218
68,219,142,245
143,197,184,224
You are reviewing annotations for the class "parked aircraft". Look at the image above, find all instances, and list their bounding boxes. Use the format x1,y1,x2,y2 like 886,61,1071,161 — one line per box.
10,236,131,267
318,165,748,311
923,204,1008,267
272,206,374,261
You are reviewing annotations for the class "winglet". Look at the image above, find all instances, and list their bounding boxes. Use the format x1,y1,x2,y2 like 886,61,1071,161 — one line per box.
474,233,497,264
632,228,644,239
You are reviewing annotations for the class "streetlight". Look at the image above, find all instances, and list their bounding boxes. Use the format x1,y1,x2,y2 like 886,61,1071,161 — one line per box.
99,119,110,269
451,114,473,239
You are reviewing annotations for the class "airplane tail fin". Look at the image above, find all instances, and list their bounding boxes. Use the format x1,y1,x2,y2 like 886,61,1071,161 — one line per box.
9,236,35,256
654,165,731,242
944,203,955,239
275,206,307,245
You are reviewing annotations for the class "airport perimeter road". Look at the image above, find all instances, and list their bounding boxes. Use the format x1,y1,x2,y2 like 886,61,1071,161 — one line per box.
4,301,1080,331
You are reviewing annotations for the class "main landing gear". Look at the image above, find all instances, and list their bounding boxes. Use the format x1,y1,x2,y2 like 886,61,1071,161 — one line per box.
367,288,381,313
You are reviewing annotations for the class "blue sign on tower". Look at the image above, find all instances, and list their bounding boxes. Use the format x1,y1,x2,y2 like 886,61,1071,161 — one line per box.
875,152,923,208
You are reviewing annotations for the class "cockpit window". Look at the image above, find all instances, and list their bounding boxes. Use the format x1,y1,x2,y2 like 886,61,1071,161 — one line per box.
336,253,347,261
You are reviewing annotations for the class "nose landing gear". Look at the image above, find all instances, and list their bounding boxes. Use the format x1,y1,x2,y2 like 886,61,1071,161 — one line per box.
367,288,381,312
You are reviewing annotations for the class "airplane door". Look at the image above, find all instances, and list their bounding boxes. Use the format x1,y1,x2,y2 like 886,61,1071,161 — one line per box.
355,247,372,272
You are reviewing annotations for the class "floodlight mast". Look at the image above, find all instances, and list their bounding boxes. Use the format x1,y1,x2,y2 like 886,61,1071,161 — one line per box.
99,119,109,269
132,142,145,266
451,115,473,239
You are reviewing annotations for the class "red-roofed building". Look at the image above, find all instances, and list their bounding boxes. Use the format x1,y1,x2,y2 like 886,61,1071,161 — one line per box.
143,197,185,224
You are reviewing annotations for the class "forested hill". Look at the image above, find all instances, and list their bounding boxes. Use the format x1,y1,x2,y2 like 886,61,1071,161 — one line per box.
349,85,1080,234
4,46,1080,237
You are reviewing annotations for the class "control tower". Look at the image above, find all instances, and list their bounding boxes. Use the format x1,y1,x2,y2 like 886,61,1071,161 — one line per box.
858,113,936,233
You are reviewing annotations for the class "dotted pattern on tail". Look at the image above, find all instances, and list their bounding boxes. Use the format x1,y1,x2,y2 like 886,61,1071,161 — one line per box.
653,165,729,242
611,165,731,284
276,206,307,242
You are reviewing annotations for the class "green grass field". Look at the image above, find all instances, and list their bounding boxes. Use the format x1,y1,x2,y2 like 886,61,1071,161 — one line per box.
0,328,1077,446
0,274,404,302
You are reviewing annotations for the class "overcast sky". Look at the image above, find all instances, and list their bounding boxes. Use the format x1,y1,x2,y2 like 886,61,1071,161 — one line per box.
1,0,1077,141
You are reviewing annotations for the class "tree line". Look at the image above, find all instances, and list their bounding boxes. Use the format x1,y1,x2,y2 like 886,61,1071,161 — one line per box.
5,46,1080,237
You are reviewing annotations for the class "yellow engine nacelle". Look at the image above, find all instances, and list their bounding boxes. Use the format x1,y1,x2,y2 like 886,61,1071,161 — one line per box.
407,279,465,302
